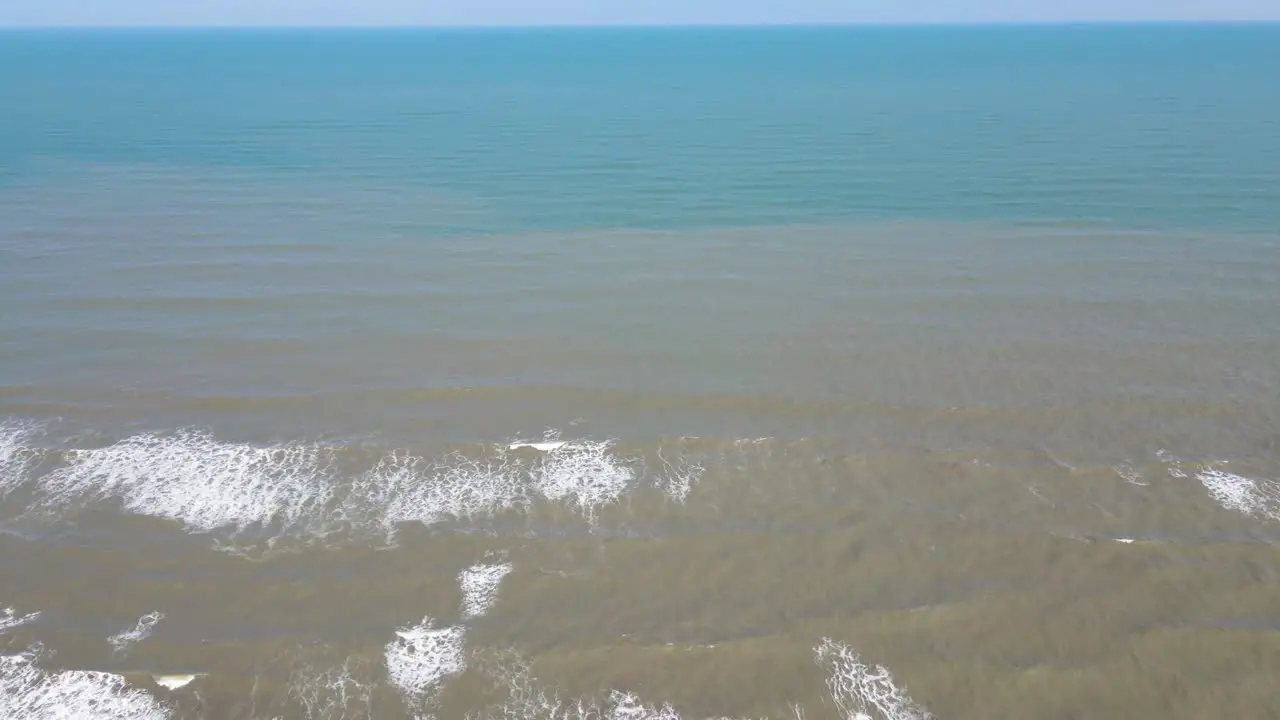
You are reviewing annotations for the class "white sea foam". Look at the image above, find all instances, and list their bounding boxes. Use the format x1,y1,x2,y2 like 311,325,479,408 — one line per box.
365,438,635,531
0,651,169,720
39,431,337,535
470,639,924,720
384,617,466,715
289,655,375,720
109,612,165,655
0,608,40,634
1196,467,1280,522
815,638,932,720
459,563,514,620
472,652,683,720
530,440,634,521
0,421,41,500
16,425,705,545
654,448,704,503
359,450,527,531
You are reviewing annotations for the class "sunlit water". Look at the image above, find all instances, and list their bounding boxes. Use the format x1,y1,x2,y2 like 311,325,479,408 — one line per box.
2,25,1279,720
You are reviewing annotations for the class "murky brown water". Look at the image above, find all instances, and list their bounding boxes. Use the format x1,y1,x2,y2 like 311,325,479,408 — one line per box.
3,414,1279,719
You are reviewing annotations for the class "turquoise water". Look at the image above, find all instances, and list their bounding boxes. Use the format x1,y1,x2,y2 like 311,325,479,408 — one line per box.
4,26,1280,232
2,26,1280,720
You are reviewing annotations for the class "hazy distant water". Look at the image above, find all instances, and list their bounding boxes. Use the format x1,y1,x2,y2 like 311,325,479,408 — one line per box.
2,26,1280,720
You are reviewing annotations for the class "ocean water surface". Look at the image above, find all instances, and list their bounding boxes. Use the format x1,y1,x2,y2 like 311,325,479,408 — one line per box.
1,25,1280,720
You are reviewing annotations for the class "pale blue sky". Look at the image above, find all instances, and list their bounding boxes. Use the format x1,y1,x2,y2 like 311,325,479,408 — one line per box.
1,0,1277,27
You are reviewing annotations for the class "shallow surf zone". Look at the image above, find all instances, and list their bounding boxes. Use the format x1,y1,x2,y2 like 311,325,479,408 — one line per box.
0,559,935,720
450,637,932,720
3,423,708,551
285,638,933,720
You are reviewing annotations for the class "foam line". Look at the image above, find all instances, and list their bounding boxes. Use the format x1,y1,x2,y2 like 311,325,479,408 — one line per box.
14,425,713,548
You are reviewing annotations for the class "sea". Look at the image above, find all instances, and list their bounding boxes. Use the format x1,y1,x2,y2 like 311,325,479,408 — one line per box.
1,24,1279,720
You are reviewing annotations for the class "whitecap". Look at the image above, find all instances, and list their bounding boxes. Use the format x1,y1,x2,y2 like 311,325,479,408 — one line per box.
384,617,466,714
1197,467,1280,522
531,440,634,521
0,608,40,634
17,425,710,544
38,430,337,535
366,438,635,530
0,421,41,500
0,651,169,719
358,450,528,531
109,611,165,655
815,638,932,720
459,562,513,620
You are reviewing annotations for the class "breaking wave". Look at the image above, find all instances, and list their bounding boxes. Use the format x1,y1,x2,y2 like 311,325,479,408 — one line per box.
384,617,467,715
460,562,514,620
0,650,170,720
0,421,42,500
1,422,708,548
37,430,338,536
1195,466,1280,522
0,609,40,635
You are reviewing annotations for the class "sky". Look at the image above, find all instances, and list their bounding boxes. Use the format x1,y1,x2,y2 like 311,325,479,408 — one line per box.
1,0,1278,27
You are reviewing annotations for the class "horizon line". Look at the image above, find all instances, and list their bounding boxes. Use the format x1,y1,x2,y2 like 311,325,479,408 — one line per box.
3,19,1279,31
